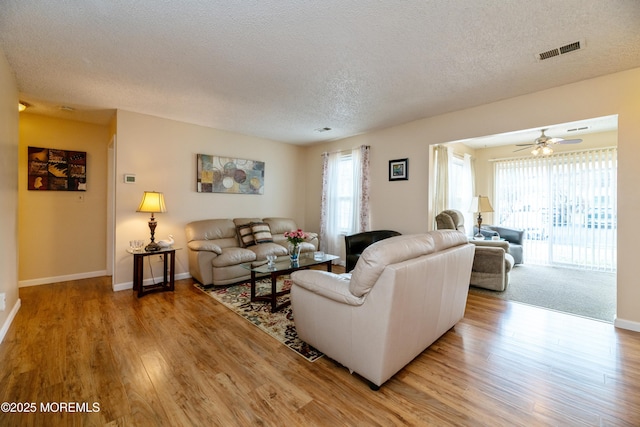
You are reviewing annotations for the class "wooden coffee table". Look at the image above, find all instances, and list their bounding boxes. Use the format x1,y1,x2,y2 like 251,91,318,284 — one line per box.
242,253,339,312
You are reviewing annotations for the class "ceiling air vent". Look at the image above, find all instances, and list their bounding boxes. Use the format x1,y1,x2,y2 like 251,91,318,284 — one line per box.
559,41,581,54
536,39,584,61
538,48,560,61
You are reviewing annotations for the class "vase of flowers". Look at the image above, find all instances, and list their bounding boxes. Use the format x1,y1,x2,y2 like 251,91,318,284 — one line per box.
284,229,308,263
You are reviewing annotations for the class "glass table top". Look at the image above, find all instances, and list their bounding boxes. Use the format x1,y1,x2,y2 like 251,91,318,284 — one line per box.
242,253,339,273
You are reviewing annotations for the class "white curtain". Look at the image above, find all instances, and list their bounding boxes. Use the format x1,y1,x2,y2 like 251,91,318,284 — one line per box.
494,147,617,271
460,153,474,235
320,145,370,264
433,145,449,224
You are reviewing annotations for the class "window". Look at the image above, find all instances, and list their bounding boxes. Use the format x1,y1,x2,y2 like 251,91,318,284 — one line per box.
320,146,370,264
494,148,617,271
334,153,355,235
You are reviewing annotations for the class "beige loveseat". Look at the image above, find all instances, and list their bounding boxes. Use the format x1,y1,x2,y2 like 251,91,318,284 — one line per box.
290,230,475,389
185,217,318,286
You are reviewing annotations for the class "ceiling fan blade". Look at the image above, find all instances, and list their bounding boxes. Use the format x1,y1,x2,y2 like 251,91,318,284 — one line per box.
556,138,583,144
515,143,534,147
513,146,534,152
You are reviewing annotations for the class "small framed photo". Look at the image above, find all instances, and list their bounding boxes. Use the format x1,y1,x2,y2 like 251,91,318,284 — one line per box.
389,158,408,181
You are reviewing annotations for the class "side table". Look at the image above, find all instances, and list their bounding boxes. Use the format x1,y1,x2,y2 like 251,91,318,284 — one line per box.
127,247,179,298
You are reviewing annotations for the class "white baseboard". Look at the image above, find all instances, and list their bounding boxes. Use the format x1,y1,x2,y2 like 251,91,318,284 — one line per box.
0,298,21,344
19,270,108,288
614,317,640,332
112,272,191,292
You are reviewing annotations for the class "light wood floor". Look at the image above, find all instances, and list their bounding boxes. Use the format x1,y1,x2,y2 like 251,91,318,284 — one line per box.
1,275,639,426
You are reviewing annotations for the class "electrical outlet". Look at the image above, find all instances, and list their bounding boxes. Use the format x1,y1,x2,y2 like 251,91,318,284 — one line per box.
0,293,5,311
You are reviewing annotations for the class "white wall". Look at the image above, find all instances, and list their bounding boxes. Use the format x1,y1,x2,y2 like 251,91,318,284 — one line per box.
303,67,640,330
112,110,307,288
0,49,20,342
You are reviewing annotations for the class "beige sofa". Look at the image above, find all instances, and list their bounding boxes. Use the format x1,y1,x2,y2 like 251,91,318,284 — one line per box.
290,230,475,389
185,217,318,286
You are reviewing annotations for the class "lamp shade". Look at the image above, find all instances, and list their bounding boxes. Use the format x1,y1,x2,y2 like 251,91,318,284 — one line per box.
136,191,167,214
469,195,493,213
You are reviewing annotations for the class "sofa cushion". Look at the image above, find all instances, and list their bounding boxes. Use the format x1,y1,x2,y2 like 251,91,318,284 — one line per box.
247,242,288,259
236,224,255,247
262,217,298,235
185,218,237,242
251,222,274,243
212,247,256,267
349,234,436,297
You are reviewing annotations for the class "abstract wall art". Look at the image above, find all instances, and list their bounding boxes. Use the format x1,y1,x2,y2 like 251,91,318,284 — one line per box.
28,146,87,191
196,154,264,194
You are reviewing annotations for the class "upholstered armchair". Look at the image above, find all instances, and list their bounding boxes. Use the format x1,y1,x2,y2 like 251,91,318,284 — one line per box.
435,209,466,234
291,231,475,389
436,209,515,290
469,240,514,291
475,225,524,264
344,230,401,272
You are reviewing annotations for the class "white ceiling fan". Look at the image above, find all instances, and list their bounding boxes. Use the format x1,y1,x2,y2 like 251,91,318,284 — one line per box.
514,129,582,155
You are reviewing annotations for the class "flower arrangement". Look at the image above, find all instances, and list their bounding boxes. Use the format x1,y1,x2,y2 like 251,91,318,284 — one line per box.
284,229,308,246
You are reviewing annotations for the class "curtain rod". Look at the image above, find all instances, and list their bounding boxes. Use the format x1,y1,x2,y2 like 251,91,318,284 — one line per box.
488,146,617,162
321,145,370,156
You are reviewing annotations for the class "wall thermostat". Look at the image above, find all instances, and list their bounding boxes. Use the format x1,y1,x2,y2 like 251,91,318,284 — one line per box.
124,174,136,184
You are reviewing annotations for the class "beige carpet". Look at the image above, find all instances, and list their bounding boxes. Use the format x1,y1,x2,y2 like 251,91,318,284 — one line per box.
469,264,616,322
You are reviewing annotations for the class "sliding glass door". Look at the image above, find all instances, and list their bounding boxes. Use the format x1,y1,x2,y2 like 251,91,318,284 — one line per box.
494,148,617,272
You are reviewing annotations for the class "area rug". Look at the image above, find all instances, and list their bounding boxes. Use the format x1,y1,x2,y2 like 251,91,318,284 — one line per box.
469,264,616,322
195,278,323,362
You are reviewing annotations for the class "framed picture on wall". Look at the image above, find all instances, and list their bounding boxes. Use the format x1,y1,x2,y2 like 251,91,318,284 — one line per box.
389,158,408,181
27,146,87,191
196,153,265,194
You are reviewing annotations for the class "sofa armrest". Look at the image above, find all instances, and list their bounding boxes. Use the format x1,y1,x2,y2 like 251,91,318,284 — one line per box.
291,270,365,306
187,240,222,254
471,246,507,273
486,225,524,245
470,239,510,253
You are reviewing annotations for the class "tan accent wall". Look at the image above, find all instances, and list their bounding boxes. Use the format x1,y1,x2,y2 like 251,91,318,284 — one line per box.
18,114,110,283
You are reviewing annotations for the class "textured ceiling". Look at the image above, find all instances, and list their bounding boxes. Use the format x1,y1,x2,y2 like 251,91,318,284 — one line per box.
1,1,640,145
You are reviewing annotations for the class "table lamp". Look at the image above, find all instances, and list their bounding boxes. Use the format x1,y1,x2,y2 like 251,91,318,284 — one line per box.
136,191,167,252
469,195,493,239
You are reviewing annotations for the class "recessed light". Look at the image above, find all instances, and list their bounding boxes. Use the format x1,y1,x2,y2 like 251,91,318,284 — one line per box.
59,105,75,112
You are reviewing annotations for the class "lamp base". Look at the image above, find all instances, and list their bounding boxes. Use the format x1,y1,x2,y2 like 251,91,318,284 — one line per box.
475,214,484,240
145,241,162,252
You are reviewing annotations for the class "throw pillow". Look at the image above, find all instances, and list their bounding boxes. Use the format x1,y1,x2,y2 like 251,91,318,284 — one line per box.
236,224,255,247
251,222,273,244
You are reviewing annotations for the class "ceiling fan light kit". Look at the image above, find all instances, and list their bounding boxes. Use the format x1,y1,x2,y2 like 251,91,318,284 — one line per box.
531,144,553,156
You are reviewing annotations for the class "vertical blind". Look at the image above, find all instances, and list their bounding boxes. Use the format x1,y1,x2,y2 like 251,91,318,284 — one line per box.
494,147,617,272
